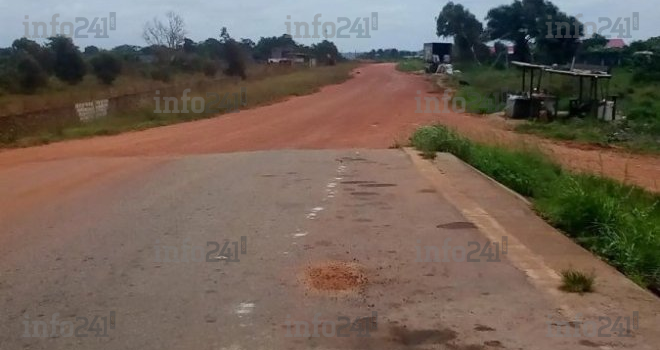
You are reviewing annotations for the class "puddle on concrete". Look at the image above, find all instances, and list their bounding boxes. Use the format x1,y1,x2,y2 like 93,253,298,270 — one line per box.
341,180,377,185
388,326,457,346
474,324,496,332
339,157,369,162
350,192,380,196
437,222,478,230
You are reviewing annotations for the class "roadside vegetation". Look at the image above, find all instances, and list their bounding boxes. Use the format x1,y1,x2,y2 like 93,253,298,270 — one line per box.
396,58,425,72
0,11,350,147
560,269,596,294
447,63,660,153
0,12,343,116
5,63,358,147
422,0,660,153
411,124,660,294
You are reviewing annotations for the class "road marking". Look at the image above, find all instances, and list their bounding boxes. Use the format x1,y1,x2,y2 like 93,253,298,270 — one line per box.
235,302,255,316
305,162,348,219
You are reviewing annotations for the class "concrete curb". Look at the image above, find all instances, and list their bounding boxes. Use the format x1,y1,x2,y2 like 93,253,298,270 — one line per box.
402,146,659,345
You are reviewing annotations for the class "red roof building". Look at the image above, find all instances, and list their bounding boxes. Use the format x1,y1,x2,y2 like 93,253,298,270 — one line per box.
606,39,626,49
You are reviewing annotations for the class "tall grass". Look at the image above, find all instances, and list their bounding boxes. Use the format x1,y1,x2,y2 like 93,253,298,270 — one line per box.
5,63,359,147
396,59,425,72
412,125,660,292
451,65,660,152
0,64,307,116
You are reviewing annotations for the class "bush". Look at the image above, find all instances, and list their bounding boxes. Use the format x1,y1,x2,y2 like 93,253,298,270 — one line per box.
47,36,86,85
202,61,218,77
223,40,247,79
90,52,122,85
560,269,595,294
150,67,173,82
632,55,660,83
17,54,48,93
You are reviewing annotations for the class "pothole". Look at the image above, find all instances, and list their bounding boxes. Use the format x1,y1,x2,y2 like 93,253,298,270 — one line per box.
301,261,367,294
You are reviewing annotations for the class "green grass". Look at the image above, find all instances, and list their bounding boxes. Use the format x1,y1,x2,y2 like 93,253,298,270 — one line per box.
450,65,660,153
2,63,359,147
411,125,660,293
515,119,610,143
560,269,596,294
516,118,660,153
396,59,425,72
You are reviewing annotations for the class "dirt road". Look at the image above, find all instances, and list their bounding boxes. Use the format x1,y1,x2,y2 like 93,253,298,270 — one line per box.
0,64,658,350
0,63,658,191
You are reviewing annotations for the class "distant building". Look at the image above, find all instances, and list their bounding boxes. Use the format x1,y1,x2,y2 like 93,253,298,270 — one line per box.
606,39,626,49
268,46,315,66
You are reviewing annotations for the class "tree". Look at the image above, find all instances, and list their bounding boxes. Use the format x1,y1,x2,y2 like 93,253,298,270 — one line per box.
311,40,340,65
198,38,223,60
84,45,100,56
111,45,141,61
253,35,299,61
12,38,54,74
240,38,256,50
219,28,247,79
183,38,196,54
436,2,485,62
90,52,122,85
143,11,187,49
47,36,86,85
581,34,608,51
486,0,582,63
17,53,48,93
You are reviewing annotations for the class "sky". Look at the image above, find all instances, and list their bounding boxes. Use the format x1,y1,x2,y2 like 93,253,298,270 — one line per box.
0,0,657,52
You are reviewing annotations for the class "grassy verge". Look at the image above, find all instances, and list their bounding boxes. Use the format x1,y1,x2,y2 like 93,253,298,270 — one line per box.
515,118,660,153
411,124,660,293
4,63,359,147
449,65,660,153
0,64,298,116
396,59,425,72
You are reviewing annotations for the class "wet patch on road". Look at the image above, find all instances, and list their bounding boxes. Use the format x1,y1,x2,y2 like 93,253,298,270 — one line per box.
341,180,377,185
350,192,380,197
484,340,504,348
474,324,496,332
437,222,478,230
359,183,397,188
578,339,601,347
388,325,457,346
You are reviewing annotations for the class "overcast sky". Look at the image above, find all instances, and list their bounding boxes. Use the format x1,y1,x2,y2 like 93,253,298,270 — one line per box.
1,0,656,52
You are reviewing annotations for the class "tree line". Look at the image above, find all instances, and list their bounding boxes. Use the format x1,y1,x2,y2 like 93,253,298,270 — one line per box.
0,11,341,95
436,0,660,75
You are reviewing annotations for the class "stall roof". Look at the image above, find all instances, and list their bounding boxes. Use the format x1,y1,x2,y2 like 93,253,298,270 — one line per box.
511,61,549,69
511,61,612,78
544,68,612,79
